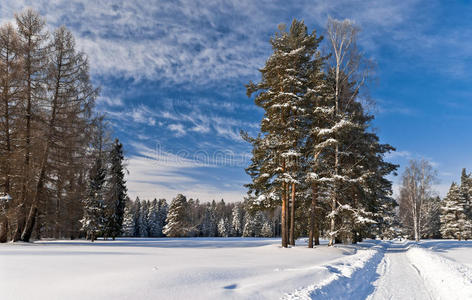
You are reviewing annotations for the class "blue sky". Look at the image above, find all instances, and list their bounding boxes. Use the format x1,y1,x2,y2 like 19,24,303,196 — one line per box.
1,0,472,201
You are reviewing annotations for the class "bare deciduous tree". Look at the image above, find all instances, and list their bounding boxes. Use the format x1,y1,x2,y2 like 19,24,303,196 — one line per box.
399,159,437,242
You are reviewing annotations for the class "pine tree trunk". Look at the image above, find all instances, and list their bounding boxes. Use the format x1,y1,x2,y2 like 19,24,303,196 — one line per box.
12,205,25,242
0,216,8,243
285,180,290,245
281,162,288,247
308,184,317,248
314,220,320,245
289,182,296,246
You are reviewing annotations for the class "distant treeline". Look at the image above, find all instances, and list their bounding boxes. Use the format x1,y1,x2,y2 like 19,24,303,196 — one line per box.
121,195,279,238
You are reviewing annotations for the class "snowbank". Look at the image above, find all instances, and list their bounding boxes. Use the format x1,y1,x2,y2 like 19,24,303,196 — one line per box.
407,246,472,299
284,241,386,299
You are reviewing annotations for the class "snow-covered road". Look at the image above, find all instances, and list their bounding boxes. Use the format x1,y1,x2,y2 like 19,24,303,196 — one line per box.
368,241,433,300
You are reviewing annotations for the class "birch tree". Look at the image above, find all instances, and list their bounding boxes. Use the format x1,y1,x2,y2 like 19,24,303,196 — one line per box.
324,17,374,246
399,159,437,242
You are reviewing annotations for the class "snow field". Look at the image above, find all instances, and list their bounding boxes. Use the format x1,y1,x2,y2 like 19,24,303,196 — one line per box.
1,238,472,299
0,238,354,300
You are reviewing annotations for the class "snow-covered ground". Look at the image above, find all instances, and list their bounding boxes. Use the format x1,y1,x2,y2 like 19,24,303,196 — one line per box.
1,238,472,299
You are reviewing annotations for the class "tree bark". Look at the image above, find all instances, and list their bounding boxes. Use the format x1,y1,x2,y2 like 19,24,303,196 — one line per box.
308,183,317,248
0,215,8,243
289,182,296,246
281,159,288,248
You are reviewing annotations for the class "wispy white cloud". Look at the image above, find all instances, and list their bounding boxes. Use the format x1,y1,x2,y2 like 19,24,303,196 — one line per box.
96,95,124,107
125,142,246,202
384,150,412,160
168,123,186,137
2,0,451,85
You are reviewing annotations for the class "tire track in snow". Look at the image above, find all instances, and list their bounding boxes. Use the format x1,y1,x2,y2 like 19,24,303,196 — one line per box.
283,242,387,300
367,242,434,300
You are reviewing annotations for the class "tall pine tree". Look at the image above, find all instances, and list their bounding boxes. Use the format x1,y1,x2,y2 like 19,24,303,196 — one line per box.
104,139,127,240
80,157,106,241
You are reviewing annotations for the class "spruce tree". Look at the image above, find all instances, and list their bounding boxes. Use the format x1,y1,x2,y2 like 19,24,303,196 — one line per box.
133,197,143,237
147,199,160,237
440,183,471,240
163,194,192,237
157,199,168,237
231,205,243,236
80,157,106,241
261,220,273,237
201,203,217,237
104,139,127,239
460,168,472,218
140,200,150,237
122,199,135,237
217,218,229,237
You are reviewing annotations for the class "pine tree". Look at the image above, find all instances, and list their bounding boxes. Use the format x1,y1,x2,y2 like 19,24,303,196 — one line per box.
261,220,273,237
217,218,229,237
140,200,150,237
122,199,135,237
104,139,127,239
200,203,217,237
133,197,143,237
231,205,243,236
245,19,323,247
440,183,471,240
163,194,192,237
460,168,472,218
157,199,168,237
80,157,106,242
242,213,255,237
147,199,160,237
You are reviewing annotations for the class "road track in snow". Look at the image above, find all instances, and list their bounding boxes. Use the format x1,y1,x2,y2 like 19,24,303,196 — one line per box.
368,241,434,300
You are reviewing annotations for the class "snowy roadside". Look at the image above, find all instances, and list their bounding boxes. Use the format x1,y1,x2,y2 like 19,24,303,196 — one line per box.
283,241,387,300
406,246,472,299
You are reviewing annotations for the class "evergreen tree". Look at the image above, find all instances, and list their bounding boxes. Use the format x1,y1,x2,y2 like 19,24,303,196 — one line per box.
104,139,127,239
460,168,472,218
261,220,273,237
122,198,135,237
147,199,160,237
440,183,471,240
231,205,243,236
80,157,106,241
420,196,441,238
140,200,150,237
244,19,324,247
163,194,192,237
217,218,229,237
133,197,143,237
242,213,255,237
200,203,217,237
157,199,168,237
